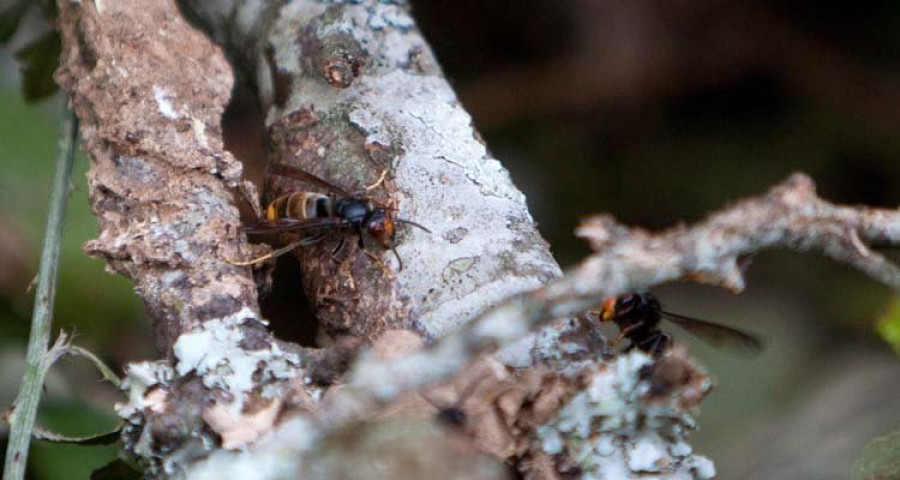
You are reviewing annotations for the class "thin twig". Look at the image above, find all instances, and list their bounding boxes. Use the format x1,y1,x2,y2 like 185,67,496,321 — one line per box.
31,424,122,445
3,105,78,480
57,345,123,388
342,173,900,410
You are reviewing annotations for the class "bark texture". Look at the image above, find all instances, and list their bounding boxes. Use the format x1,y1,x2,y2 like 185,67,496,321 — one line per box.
54,0,317,475
55,0,258,352
183,0,560,341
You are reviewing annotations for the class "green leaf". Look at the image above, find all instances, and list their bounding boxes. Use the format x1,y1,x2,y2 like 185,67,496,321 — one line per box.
876,299,900,356
0,0,31,43
853,430,900,480
91,458,143,480
14,30,61,102
30,400,123,480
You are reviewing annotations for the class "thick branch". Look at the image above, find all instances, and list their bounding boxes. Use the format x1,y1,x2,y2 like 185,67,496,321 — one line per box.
181,0,560,342
53,1,324,475
55,0,258,351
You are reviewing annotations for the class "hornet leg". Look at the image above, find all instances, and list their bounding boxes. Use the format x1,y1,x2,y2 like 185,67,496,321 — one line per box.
226,239,303,267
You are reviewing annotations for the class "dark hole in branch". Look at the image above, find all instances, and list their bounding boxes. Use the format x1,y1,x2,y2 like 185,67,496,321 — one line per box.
223,80,319,347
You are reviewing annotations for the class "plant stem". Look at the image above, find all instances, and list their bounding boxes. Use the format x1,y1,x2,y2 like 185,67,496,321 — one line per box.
3,104,78,480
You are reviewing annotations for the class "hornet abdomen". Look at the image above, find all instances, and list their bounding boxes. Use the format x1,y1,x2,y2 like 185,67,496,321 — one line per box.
265,192,333,222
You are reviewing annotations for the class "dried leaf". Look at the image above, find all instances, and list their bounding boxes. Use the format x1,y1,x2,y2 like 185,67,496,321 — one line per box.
203,398,282,449
91,458,143,480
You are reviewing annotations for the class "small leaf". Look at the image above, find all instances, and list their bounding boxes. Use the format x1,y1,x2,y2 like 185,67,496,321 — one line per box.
91,458,143,480
876,299,900,356
33,424,123,446
853,430,900,480
14,30,61,102
0,0,31,43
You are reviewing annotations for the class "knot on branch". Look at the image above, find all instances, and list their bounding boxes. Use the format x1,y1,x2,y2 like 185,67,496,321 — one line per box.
575,214,637,252
302,26,367,88
323,54,363,88
767,172,817,205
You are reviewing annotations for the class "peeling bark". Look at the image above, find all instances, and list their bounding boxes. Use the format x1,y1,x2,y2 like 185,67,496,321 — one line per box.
55,0,258,351
53,0,318,475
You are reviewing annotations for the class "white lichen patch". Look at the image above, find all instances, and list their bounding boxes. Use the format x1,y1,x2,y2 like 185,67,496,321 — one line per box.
536,351,715,479
351,71,524,202
270,2,324,77
471,303,532,344
192,117,210,149
508,322,600,375
495,333,538,369
367,4,414,31
153,85,181,120
628,433,667,472
113,308,315,475
684,456,716,478
172,307,303,413
115,308,306,424
115,361,176,419
236,0,266,38
346,69,559,337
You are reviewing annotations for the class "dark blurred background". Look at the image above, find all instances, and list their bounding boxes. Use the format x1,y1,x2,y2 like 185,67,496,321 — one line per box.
2,0,900,478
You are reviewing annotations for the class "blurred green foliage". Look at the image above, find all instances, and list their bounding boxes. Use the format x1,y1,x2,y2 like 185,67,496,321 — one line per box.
0,89,143,348
0,90,146,479
29,400,121,479
876,298,900,355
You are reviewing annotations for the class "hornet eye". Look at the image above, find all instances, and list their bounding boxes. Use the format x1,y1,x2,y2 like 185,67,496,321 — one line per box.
617,294,637,312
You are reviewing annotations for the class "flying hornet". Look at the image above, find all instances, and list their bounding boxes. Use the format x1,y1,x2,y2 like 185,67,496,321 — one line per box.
598,293,764,357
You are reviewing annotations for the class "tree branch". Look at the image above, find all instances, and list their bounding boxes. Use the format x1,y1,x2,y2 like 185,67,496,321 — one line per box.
336,172,900,478
348,173,900,404
52,1,321,475
181,0,560,342
55,0,258,352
